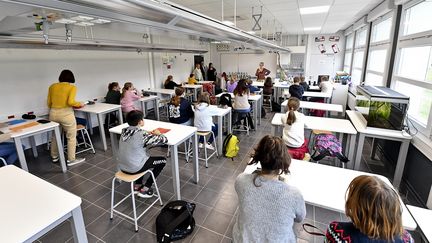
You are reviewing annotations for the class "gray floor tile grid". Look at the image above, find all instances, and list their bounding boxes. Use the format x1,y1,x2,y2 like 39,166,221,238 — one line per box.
19,111,419,243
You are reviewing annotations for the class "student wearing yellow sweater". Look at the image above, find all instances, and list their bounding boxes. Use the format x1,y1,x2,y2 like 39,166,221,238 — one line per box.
47,70,85,165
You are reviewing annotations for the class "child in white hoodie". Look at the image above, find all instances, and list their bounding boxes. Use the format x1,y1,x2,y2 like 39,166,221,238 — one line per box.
194,92,220,150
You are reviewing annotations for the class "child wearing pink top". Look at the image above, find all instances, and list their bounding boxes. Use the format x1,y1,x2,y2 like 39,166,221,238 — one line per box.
120,82,141,113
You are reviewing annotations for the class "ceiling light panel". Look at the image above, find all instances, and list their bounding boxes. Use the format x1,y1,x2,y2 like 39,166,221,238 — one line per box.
299,6,330,15
91,18,111,24
71,15,94,21
304,27,321,31
55,18,77,24
74,22,95,26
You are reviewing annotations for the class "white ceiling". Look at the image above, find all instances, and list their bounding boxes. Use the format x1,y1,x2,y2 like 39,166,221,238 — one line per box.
169,0,383,34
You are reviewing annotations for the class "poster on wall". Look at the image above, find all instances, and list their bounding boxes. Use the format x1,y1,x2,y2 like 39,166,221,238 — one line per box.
314,36,325,42
329,36,340,42
318,44,326,54
332,44,340,53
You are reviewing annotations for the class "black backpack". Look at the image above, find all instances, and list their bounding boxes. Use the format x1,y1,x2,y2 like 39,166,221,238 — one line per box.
219,93,232,107
272,101,281,112
156,200,196,243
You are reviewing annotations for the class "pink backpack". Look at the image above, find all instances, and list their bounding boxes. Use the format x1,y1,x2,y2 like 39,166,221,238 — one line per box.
311,134,349,163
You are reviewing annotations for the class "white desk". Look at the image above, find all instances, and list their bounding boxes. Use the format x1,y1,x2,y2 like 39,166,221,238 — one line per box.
182,84,202,101
215,92,262,128
109,120,199,200
148,88,176,98
244,160,417,231
303,91,332,103
0,120,67,173
281,100,343,114
197,81,214,84
407,205,432,242
271,113,357,167
139,95,159,121
309,85,320,91
75,103,123,151
252,81,264,87
0,165,87,242
274,82,290,100
346,110,412,189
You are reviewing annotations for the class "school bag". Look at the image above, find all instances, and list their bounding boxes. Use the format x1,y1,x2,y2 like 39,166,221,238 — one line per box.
311,133,349,163
156,200,196,243
219,93,232,107
222,133,239,160
272,101,281,112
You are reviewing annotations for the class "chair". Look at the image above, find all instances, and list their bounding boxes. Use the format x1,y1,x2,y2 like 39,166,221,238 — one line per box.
106,110,119,129
197,131,218,168
159,99,171,119
64,124,95,156
262,94,272,111
0,157,6,166
110,170,163,232
232,110,251,136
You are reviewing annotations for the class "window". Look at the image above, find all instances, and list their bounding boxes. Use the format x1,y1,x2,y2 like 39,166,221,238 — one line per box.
355,28,367,47
353,51,365,68
403,0,432,36
365,72,384,86
343,33,355,74
368,49,387,73
394,81,432,126
344,52,352,67
346,34,354,50
371,17,393,43
397,46,432,82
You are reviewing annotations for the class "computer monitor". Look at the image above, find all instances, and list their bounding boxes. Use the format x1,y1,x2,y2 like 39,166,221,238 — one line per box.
317,75,330,85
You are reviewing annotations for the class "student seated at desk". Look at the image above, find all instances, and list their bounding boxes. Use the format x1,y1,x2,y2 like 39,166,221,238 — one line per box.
263,77,273,95
232,135,306,243
120,82,141,114
319,76,333,93
326,175,414,243
118,110,168,198
281,98,309,160
299,76,309,92
168,87,194,126
226,74,238,93
105,82,121,105
246,79,260,93
0,133,21,165
194,92,219,150
164,75,181,89
187,73,198,85
289,77,304,100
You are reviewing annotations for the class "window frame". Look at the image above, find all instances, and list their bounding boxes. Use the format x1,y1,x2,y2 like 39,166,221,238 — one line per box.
350,25,370,90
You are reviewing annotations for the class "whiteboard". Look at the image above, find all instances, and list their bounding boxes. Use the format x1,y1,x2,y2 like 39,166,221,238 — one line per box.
220,53,277,77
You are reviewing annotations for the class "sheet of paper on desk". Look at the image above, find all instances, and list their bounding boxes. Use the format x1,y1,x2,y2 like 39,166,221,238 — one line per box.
8,119,27,126
9,121,39,132
156,128,171,134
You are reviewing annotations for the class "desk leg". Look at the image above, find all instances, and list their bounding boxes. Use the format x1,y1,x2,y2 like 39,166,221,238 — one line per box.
348,134,356,170
155,99,160,121
393,139,410,189
97,114,107,151
370,138,377,160
87,113,93,135
30,136,38,158
110,132,118,161
192,133,199,184
354,133,365,171
217,116,223,152
253,101,257,130
54,126,67,172
271,126,276,136
258,97,262,125
70,206,88,243
171,145,181,200
14,138,28,171
118,108,124,124
141,101,146,117
228,110,232,133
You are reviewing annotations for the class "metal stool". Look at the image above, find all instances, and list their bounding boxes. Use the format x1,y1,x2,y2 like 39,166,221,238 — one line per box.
262,94,272,111
64,124,95,155
232,110,251,136
110,170,163,232
106,110,119,129
197,131,218,168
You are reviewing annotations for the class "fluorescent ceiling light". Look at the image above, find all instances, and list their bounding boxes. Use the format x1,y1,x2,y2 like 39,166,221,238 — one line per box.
299,5,330,15
221,40,231,44
222,21,234,26
91,18,111,24
74,22,95,26
71,15,94,21
246,31,256,35
304,27,321,31
55,18,77,24
211,41,221,44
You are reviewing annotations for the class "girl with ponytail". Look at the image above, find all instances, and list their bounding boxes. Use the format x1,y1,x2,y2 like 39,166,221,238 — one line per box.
281,97,309,159
120,82,141,114
168,87,194,126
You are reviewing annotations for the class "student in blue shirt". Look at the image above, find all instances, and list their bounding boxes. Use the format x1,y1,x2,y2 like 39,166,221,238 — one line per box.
246,79,260,93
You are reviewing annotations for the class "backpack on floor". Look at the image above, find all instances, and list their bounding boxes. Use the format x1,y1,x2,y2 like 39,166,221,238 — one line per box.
261,106,266,118
311,133,349,163
272,101,281,112
219,93,232,107
223,133,239,160
156,200,196,243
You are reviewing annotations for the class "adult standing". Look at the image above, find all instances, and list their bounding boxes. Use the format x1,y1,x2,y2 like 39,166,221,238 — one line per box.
255,62,271,82
47,69,85,165
193,63,203,81
200,61,208,80
207,63,217,81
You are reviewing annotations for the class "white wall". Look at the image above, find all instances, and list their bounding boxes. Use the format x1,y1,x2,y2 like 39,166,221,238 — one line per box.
304,33,345,82
220,53,277,76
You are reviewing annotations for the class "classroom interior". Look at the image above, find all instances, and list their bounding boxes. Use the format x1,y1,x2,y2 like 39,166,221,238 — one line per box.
0,0,431,242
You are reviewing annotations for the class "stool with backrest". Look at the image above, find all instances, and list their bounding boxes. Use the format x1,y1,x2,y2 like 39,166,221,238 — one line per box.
262,94,273,111
232,110,251,136
63,124,95,155
197,131,218,168
110,170,163,232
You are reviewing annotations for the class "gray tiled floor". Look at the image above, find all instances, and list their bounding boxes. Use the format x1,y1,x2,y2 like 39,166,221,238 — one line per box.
17,110,418,243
